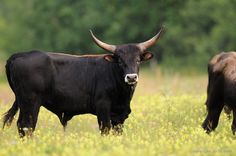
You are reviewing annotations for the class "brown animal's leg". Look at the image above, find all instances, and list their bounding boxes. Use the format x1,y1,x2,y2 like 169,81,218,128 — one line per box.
202,102,224,134
231,108,236,135
96,105,111,136
17,95,40,138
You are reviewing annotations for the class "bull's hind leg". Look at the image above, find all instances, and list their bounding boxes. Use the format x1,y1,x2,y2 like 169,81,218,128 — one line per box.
231,108,236,135
17,95,41,137
202,100,224,133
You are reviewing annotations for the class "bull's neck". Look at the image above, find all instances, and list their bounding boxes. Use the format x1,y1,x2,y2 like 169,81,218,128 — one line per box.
110,63,136,100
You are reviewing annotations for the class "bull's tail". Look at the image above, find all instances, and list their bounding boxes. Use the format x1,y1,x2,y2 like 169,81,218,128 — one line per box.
3,54,20,129
3,101,18,129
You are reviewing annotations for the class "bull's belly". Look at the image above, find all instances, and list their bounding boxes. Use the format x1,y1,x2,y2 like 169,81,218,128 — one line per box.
224,88,236,107
224,84,236,102
43,94,95,115
224,96,236,107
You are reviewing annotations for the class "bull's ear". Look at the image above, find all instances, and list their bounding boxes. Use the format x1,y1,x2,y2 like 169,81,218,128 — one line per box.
104,54,117,62
141,52,153,61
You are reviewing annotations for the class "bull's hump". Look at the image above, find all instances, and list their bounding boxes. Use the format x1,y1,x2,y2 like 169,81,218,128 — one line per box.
211,51,236,74
210,51,236,65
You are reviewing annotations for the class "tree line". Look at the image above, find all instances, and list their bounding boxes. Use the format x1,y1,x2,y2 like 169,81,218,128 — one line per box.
0,0,235,69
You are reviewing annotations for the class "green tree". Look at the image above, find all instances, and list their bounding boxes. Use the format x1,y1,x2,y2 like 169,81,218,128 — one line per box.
0,0,236,70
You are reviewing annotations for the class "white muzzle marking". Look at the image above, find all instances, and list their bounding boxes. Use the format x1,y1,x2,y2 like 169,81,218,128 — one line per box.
125,73,139,85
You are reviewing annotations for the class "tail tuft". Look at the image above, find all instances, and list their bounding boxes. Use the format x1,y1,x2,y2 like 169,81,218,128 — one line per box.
3,102,18,129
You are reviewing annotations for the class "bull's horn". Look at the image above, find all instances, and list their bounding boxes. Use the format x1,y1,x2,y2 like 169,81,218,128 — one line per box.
138,26,165,52
90,30,116,53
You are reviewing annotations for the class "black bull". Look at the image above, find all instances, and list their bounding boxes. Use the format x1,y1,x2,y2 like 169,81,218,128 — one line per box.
3,27,164,137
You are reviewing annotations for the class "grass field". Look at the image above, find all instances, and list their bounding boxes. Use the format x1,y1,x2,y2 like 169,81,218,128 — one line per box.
0,68,236,156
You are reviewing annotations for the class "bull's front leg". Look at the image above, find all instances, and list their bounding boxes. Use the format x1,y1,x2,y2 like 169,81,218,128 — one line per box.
96,104,111,136
111,116,124,135
111,108,131,135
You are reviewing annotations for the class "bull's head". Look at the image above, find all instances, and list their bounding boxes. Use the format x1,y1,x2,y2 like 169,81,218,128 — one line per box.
90,27,164,85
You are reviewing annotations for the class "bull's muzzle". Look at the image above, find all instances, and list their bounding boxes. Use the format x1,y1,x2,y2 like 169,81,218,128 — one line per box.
125,73,138,85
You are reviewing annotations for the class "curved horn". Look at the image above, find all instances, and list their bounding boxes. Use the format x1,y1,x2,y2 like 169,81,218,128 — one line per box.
90,30,116,53
138,26,165,52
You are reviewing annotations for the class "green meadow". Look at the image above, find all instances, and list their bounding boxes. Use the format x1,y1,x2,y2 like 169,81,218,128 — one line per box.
0,69,235,156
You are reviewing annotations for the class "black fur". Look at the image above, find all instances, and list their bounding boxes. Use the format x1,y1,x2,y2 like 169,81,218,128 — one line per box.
4,46,153,137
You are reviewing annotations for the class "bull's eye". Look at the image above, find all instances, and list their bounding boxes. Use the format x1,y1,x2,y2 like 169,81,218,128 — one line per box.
118,60,123,66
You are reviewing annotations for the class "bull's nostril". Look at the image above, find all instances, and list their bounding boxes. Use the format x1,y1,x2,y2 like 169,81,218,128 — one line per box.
125,74,138,84
127,75,136,80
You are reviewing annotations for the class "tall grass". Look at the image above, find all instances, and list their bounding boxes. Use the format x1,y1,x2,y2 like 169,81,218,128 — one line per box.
0,68,235,156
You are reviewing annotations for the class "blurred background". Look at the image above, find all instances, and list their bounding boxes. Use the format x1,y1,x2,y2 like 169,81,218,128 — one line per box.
0,1,236,153
0,0,235,76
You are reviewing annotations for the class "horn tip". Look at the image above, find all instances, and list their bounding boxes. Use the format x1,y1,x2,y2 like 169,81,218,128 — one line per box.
160,25,165,29
159,25,165,32
155,25,165,37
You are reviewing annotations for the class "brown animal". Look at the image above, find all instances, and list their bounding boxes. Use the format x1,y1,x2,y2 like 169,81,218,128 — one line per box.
202,51,236,134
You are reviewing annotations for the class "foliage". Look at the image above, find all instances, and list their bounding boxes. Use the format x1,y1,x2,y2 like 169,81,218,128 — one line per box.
0,0,235,68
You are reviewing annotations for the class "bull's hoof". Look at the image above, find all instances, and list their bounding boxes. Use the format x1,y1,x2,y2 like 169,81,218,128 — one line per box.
202,120,213,134
101,127,110,136
19,127,33,138
112,124,123,135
